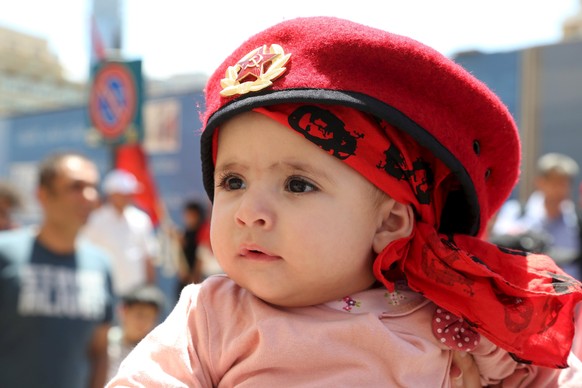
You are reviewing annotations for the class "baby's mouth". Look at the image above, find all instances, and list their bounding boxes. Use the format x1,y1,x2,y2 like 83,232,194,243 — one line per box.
239,246,281,261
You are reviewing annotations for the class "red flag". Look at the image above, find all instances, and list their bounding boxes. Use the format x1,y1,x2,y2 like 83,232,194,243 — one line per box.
115,144,161,226
90,15,107,63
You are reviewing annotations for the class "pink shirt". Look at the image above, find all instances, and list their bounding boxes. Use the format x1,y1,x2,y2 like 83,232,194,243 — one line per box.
108,275,582,387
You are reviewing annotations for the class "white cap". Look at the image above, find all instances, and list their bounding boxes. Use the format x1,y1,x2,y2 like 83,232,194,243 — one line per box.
102,169,141,195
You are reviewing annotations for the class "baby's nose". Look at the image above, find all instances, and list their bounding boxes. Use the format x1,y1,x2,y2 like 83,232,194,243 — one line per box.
234,188,275,230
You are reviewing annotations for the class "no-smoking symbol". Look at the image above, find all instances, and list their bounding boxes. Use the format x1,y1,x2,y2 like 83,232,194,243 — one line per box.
89,62,138,140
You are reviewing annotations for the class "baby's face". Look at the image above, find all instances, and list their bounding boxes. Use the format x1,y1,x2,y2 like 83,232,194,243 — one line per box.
211,111,381,307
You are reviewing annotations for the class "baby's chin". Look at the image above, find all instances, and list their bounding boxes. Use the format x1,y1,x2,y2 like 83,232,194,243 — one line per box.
240,285,330,308
254,295,329,308
225,272,378,308
248,285,375,308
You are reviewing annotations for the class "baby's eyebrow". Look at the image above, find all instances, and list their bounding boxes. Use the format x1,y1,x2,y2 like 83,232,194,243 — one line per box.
214,160,334,183
214,162,244,174
270,161,335,183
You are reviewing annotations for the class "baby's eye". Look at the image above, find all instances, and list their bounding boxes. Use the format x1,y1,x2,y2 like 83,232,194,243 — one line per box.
217,174,245,191
285,176,318,193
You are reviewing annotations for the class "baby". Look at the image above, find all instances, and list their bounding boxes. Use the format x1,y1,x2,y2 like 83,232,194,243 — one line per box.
107,16,582,387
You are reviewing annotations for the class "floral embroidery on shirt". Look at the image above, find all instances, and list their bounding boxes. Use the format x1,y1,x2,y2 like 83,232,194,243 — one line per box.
341,296,361,311
384,289,407,305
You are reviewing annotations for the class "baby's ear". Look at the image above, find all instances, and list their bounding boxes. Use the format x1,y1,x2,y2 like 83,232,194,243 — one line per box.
372,199,414,254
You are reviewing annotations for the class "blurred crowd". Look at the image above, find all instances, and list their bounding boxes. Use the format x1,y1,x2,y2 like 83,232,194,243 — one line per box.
0,151,218,388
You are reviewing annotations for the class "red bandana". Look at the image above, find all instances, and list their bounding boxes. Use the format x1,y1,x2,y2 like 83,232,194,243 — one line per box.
247,103,582,368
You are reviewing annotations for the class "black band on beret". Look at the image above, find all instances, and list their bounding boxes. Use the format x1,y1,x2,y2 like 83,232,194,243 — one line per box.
201,88,479,235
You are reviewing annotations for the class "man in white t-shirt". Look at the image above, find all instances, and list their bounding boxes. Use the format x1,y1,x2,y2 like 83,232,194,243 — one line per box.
83,169,158,297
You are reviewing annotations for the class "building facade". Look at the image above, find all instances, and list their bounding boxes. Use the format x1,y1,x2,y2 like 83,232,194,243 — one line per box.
455,37,582,204
0,25,85,117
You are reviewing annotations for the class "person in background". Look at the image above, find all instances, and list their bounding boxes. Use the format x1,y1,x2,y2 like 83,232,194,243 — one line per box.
0,180,22,231
107,284,165,382
83,169,158,299
492,152,581,279
176,200,206,297
193,203,222,279
0,152,114,388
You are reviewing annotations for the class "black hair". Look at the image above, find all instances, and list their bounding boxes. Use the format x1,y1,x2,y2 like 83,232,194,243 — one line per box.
0,181,22,208
183,200,206,219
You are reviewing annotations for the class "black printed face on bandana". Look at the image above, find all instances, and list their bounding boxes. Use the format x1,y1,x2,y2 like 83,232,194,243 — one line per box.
288,106,364,160
377,144,434,205
548,272,580,294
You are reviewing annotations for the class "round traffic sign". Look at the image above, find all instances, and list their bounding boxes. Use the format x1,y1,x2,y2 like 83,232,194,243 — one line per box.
88,62,138,140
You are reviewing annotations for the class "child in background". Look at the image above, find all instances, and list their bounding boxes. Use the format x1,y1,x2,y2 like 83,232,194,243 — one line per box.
107,284,165,381
176,200,207,298
107,17,582,386
0,181,22,231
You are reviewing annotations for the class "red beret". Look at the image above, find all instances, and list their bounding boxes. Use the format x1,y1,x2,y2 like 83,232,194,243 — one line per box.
201,16,520,237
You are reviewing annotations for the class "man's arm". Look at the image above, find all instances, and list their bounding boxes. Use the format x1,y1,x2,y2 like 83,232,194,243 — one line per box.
87,323,111,388
145,256,156,284
141,214,158,285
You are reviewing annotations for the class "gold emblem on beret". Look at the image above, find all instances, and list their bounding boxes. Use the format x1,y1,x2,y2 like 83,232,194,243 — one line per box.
220,44,291,97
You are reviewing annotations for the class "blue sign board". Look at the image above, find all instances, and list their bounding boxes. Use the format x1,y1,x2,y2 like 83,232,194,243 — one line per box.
88,60,144,145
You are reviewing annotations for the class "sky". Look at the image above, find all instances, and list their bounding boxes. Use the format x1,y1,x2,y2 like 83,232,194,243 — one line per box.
0,0,580,82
